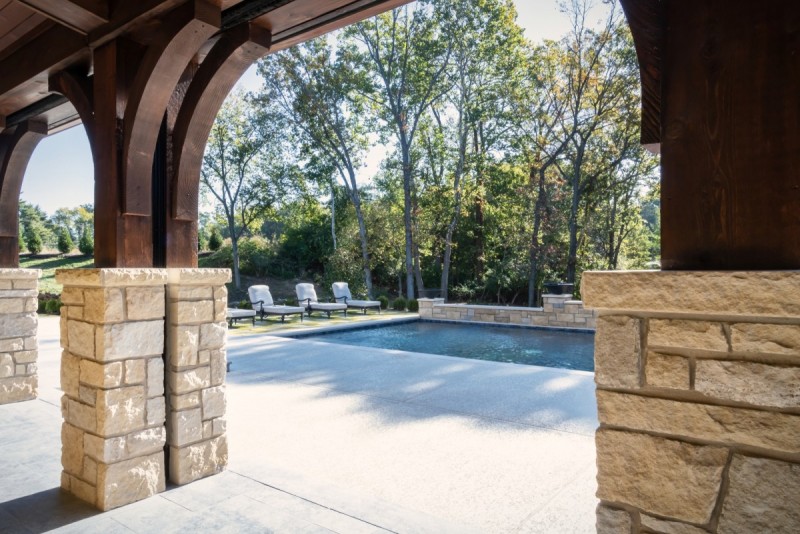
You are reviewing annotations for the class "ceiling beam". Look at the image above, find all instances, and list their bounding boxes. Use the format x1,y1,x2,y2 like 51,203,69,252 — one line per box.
220,0,294,31
16,0,109,34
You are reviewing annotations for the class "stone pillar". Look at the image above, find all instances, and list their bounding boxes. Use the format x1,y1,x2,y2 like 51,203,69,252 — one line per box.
417,298,443,319
583,271,800,533
165,268,230,485
56,268,168,511
0,268,40,404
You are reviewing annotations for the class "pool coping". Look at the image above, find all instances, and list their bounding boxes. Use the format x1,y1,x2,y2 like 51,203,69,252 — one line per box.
232,313,421,340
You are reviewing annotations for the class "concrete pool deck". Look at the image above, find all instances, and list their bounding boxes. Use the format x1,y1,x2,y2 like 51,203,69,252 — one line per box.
0,315,599,533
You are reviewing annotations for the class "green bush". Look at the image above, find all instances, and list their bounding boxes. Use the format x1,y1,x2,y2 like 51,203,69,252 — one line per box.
392,297,407,311
377,295,389,309
57,227,74,254
237,299,251,309
78,229,94,255
208,228,223,251
25,229,43,255
44,298,63,315
407,299,419,312
37,298,46,314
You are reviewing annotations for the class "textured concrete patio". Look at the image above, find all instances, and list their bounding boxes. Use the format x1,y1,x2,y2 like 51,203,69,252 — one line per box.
0,316,598,533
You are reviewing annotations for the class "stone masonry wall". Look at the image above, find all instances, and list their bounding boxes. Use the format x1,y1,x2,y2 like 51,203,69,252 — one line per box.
0,269,40,404
583,271,800,533
165,268,231,485
418,295,596,329
56,268,168,511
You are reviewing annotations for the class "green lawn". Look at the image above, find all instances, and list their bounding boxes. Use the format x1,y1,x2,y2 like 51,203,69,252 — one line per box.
227,309,413,336
19,254,94,295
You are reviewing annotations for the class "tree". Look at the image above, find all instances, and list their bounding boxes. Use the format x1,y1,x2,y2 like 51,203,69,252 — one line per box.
78,228,94,255
24,227,42,255
201,92,285,289
258,38,377,296
208,227,223,251
347,2,453,299
57,227,74,254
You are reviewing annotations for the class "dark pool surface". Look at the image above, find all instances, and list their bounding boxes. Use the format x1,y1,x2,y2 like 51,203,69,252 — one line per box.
305,321,595,371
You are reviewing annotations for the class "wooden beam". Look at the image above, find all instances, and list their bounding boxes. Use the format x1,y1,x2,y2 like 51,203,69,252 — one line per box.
48,68,95,143
16,0,109,34
0,120,48,267
660,0,800,270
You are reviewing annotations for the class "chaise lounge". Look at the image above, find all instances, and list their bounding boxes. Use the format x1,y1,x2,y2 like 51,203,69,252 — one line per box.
295,283,348,318
332,282,382,314
248,285,306,323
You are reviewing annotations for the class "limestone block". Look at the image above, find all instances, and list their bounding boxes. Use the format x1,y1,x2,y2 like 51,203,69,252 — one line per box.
79,385,96,406
201,386,225,420
12,279,37,289
556,313,575,322
96,386,146,435
14,350,36,364
695,360,800,408
67,305,83,320
166,268,231,286
212,418,226,437
210,350,227,387
84,427,165,463
170,391,201,411
199,322,226,350
169,300,213,325
146,357,164,398
83,288,124,323
83,457,97,485
61,423,85,475
198,349,210,365
15,364,25,375
596,505,632,534
0,280,9,289
214,296,227,322
68,475,97,507
64,398,97,432
0,312,37,338
61,351,80,398
717,455,800,533
56,268,168,288
60,287,84,305
169,435,228,485
169,407,203,446
597,390,800,453
146,396,165,426
80,360,123,389
649,320,728,352
126,287,165,321
645,352,690,390
24,297,37,312
0,338,23,352
203,420,212,439
640,514,710,534
213,286,227,302
68,321,95,358
124,359,146,385
96,321,164,360
23,336,36,350
0,353,13,377
594,315,641,388
96,452,165,511
168,285,212,300
60,315,67,348
730,323,800,356
0,298,24,313
596,429,727,523
126,426,167,457
169,325,199,368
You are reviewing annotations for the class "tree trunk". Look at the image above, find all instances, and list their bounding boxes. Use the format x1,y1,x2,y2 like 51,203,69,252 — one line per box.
413,237,424,297
527,167,546,307
441,115,467,302
330,181,337,251
228,215,241,290
402,142,415,300
350,184,374,298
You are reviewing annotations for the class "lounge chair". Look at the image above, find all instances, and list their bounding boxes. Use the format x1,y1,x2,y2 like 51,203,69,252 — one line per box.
247,285,305,323
332,282,382,314
295,283,348,318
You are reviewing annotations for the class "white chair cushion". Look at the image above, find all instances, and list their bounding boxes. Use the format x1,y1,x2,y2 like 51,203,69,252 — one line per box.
248,285,274,308
260,305,305,314
332,282,352,301
346,299,381,308
309,302,347,311
295,283,318,304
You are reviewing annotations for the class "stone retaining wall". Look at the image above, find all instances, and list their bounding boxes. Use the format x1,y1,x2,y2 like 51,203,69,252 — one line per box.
0,269,40,404
418,295,596,329
583,271,800,533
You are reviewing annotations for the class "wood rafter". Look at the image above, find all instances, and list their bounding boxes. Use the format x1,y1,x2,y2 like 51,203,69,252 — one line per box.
16,0,109,34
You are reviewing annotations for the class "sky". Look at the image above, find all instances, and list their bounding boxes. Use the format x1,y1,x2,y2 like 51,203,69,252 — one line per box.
21,0,612,214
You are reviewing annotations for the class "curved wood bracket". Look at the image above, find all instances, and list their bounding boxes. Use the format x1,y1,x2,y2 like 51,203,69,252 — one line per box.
122,0,220,215
172,22,271,223
49,68,96,155
0,121,48,267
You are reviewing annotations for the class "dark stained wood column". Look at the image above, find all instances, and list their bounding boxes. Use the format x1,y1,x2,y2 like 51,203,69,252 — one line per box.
0,121,48,267
656,1,800,270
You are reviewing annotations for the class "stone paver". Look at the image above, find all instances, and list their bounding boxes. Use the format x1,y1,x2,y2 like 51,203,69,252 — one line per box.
0,315,598,533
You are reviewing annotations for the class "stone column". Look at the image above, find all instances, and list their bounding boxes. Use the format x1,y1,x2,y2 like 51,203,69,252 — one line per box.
56,268,168,511
0,268,40,404
417,298,443,319
165,268,230,485
583,271,800,534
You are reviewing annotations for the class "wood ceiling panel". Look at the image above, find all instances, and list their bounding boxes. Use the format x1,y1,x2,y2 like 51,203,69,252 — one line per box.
0,12,43,55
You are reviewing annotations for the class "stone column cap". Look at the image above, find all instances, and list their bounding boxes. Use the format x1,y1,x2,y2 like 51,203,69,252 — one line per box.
583,270,800,318
0,268,41,279
55,268,168,287
166,268,231,286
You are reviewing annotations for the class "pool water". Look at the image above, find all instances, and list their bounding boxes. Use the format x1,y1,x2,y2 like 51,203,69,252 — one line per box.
305,321,595,371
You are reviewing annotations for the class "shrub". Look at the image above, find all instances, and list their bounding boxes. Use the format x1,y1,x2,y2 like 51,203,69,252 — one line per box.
237,299,251,309
44,298,63,315
25,229,43,255
377,295,389,310
198,230,208,252
392,297,407,311
407,299,419,312
78,229,94,255
57,227,74,254
208,228,223,251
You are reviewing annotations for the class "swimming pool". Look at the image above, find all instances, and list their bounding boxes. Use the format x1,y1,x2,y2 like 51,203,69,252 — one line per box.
304,321,595,371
